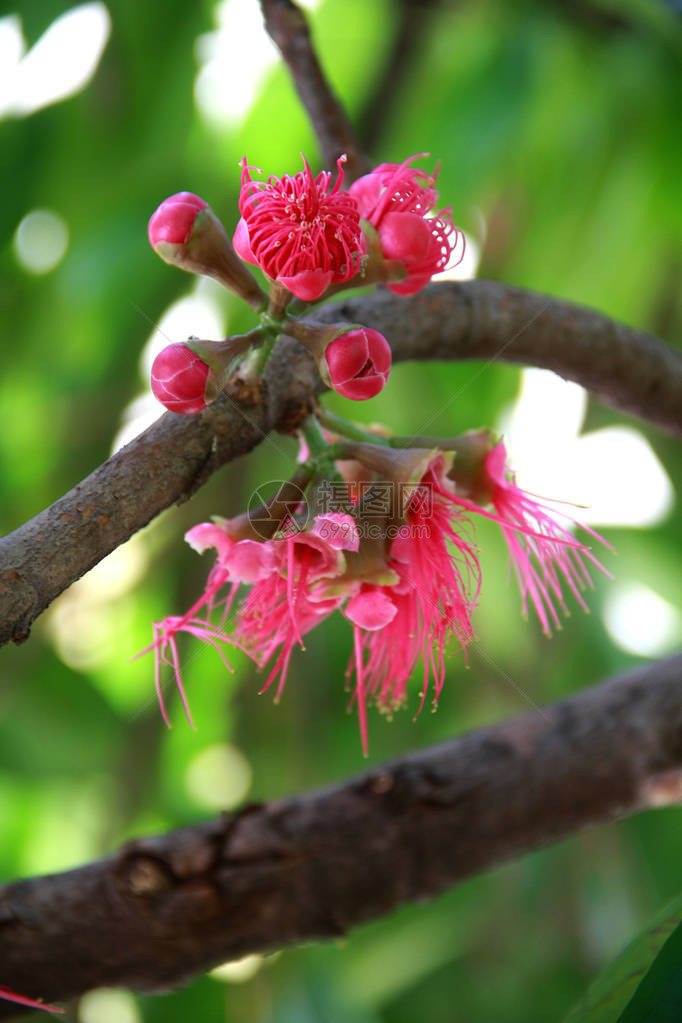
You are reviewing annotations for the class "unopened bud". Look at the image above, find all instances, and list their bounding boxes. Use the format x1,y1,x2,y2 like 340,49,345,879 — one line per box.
150,335,253,414
148,192,267,310
324,328,392,401
286,320,392,401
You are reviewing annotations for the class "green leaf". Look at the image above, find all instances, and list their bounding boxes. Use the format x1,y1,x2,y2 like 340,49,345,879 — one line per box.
565,893,682,1023
616,917,682,1022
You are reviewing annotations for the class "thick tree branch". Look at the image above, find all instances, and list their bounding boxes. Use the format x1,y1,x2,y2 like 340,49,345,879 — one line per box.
1,280,680,649
1,654,681,1015
260,0,370,181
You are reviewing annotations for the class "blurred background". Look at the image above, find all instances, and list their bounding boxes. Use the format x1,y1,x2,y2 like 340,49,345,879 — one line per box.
1,0,681,1020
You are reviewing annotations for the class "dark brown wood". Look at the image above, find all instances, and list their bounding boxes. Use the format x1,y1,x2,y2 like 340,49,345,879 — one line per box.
1,654,681,1016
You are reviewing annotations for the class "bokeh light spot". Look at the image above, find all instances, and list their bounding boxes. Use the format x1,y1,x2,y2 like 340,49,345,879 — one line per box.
603,582,681,658
194,0,321,127
185,743,252,811
210,954,264,983
500,369,674,528
14,209,69,274
79,988,140,1023
0,4,111,118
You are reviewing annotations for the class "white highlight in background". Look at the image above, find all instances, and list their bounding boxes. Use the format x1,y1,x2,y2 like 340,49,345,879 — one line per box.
432,232,480,282
0,16,24,112
112,279,226,452
433,208,485,282
604,583,681,658
500,369,674,528
79,988,140,1023
0,5,111,119
210,954,264,983
194,0,322,127
14,209,69,274
46,536,149,672
185,743,252,811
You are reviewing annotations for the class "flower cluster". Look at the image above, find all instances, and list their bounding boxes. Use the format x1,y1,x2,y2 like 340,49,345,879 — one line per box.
146,153,462,413
144,152,613,754
142,422,611,754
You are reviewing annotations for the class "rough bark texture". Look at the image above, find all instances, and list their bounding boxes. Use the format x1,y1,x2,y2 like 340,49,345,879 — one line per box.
311,281,682,434
1,654,681,1016
1,280,680,650
260,0,370,182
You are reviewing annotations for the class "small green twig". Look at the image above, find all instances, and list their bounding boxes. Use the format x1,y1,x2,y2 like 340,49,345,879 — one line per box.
238,335,278,380
299,413,330,457
315,406,391,445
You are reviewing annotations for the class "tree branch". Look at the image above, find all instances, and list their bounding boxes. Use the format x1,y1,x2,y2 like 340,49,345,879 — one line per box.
1,280,680,649
260,0,370,181
1,654,681,1015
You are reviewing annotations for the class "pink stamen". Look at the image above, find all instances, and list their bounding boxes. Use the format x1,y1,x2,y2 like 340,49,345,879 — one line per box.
0,987,63,1014
354,626,369,757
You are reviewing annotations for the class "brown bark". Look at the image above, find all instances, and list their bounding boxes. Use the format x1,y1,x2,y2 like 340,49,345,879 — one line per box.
1,654,681,1016
1,280,680,649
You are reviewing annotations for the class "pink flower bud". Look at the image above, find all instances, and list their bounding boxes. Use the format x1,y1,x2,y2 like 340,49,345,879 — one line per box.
324,327,391,401
148,192,266,310
151,343,211,414
148,192,208,248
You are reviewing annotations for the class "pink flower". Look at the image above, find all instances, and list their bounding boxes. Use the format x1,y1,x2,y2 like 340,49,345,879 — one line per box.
450,441,613,635
234,154,363,300
233,513,360,700
324,327,392,400
151,343,211,414
349,154,463,296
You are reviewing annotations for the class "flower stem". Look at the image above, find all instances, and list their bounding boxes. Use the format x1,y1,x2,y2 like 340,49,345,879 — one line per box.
315,406,391,445
238,335,277,380
316,408,497,459
299,414,330,457
387,430,495,450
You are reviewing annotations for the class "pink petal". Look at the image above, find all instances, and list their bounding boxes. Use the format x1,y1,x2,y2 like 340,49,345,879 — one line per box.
345,589,397,631
232,217,257,265
185,522,234,562
225,539,276,582
277,268,333,301
309,513,360,552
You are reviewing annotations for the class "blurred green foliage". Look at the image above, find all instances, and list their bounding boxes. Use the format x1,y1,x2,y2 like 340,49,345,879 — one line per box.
1,0,681,1020
565,890,682,1021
